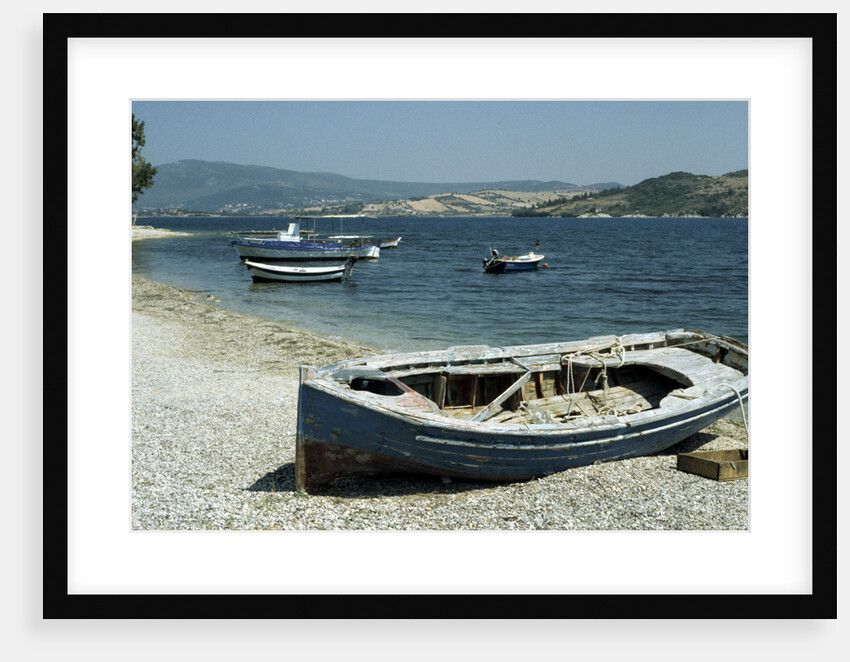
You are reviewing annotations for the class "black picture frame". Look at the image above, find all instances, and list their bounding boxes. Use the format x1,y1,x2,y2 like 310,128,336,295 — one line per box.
46,12,837,619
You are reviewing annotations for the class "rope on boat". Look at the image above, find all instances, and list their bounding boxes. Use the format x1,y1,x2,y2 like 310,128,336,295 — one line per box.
559,338,748,425
561,338,629,418
721,383,749,437
610,339,626,366
597,402,646,417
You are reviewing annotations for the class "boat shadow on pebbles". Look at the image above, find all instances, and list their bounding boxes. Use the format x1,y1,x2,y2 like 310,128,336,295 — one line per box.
245,415,747,499
247,461,509,498
656,418,747,456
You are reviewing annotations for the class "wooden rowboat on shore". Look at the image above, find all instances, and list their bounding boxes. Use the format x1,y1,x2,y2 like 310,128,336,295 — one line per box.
295,329,748,492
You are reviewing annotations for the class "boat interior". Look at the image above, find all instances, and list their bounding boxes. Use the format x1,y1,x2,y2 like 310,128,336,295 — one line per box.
331,338,747,425
398,362,683,423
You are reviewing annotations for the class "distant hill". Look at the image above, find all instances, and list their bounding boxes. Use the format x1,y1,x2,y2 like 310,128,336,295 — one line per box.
358,187,611,217
514,170,748,218
132,159,590,214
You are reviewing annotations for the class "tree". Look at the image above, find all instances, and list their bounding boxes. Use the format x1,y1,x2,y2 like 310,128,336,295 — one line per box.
132,113,157,206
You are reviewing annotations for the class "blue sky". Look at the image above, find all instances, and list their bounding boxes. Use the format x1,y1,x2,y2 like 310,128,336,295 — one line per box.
131,100,748,186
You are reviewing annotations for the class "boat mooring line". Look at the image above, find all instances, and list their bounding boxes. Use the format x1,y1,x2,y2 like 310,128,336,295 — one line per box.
721,383,749,437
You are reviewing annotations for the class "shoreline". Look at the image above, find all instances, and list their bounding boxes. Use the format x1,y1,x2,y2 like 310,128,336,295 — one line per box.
132,225,193,241
132,274,749,530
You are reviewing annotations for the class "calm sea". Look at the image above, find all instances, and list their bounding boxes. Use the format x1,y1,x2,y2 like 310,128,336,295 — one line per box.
132,216,748,353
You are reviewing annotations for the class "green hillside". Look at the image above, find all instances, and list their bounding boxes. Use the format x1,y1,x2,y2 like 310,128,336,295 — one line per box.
132,159,584,213
515,170,748,218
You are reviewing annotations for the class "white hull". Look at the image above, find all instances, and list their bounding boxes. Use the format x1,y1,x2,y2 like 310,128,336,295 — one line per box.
484,252,545,273
245,259,353,282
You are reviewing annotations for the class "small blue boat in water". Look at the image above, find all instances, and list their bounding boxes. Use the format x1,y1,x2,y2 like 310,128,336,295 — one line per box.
296,329,749,492
483,248,545,273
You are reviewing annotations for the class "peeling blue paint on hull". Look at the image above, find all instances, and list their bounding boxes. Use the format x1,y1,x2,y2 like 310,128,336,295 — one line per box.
296,381,745,489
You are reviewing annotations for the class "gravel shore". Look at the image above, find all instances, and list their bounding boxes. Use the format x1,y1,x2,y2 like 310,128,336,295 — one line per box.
132,275,750,530
131,225,192,240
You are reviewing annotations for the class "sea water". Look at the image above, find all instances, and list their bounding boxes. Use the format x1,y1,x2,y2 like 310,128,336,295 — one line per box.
132,216,748,352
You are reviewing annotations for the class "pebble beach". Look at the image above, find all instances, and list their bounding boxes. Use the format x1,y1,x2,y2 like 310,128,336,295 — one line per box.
132,250,750,531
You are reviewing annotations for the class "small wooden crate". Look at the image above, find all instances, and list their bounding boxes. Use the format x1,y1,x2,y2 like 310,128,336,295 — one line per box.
676,449,748,481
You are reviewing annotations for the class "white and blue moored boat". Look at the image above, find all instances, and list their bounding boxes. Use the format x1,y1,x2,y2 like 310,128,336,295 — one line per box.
230,221,380,262
483,249,545,273
296,329,748,492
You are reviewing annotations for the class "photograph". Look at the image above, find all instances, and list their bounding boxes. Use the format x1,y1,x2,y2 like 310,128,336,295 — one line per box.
130,100,752,531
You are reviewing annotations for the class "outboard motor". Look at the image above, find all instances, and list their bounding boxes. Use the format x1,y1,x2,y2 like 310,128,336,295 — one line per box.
483,248,500,270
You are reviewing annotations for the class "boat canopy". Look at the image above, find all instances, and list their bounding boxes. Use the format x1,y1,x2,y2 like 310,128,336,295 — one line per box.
276,222,300,241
